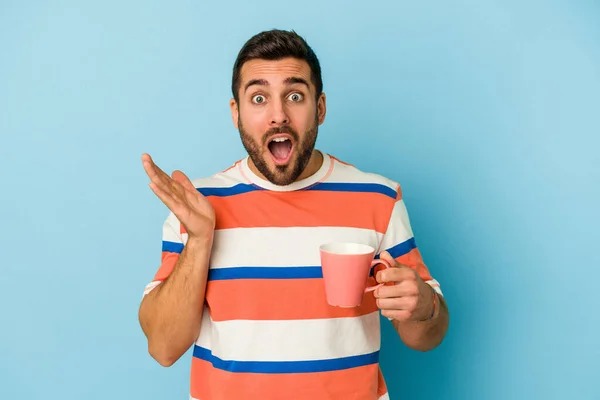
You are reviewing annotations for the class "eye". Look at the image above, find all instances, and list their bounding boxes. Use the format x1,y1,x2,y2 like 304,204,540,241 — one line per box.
252,95,266,104
288,92,303,102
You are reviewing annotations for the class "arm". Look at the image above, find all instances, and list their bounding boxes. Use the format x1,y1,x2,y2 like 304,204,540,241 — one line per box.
392,285,449,352
138,153,216,366
376,251,449,352
374,185,449,351
139,235,213,366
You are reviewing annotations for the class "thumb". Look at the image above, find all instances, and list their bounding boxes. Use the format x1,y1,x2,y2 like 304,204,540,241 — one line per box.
374,251,396,284
172,170,197,193
379,251,396,266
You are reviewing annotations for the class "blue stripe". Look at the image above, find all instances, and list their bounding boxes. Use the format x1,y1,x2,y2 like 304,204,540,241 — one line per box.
387,237,417,258
309,182,397,199
197,184,260,197
375,238,417,260
193,345,379,373
372,238,417,275
209,266,322,281
162,241,184,254
196,182,395,198
200,240,416,280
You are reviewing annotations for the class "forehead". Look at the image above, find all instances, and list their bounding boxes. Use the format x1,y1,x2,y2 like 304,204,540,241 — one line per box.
240,58,313,87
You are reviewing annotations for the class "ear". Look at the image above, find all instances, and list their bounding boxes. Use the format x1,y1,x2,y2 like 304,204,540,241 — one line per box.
317,93,327,125
230,98,239,129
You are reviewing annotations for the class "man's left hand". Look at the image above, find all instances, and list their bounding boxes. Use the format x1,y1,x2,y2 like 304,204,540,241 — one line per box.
374,251,435,321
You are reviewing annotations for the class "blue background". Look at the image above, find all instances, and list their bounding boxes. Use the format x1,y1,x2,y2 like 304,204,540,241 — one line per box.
1,1,598,399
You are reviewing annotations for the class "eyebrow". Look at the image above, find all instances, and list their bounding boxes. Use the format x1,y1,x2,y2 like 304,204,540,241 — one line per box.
244,76,310,93
244,79,269,92
283,76,310,88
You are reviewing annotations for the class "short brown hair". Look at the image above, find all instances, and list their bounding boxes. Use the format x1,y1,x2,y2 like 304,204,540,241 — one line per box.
231,29,323,102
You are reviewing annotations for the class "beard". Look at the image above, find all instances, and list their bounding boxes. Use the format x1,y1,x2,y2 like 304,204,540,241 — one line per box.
238,115,319,186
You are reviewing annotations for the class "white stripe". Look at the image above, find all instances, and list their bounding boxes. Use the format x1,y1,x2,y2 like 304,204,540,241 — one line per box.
328,161,399,192
191,156,399,192
210,226,383,268
427,279,443,296
196,311,381,362
143,281,161,295
191,163,246,189
377,200,414,253
162,212,183,244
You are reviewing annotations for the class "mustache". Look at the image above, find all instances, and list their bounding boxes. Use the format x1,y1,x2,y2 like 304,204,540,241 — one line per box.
262,126,299,145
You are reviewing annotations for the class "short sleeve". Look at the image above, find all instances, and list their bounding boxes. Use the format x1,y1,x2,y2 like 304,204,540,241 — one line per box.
377,184,442,296
142,212,187,296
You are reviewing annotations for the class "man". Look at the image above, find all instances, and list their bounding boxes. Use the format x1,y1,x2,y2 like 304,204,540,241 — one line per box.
139,29,449,400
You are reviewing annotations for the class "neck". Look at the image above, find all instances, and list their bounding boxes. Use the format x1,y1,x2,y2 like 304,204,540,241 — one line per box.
297,150,323,181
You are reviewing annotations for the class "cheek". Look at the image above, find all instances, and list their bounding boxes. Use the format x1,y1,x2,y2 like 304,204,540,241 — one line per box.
298,104,318,124
240,110,267,134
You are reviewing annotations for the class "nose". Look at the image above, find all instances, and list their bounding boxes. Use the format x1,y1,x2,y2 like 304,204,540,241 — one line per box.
269,99,289,126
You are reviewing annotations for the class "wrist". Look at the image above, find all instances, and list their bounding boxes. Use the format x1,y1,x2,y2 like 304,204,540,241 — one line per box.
418,284,437,322
187,228,214,243
185,234,214,251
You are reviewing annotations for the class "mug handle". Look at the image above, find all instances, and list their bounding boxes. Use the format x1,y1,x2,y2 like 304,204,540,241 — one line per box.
364,258,392,292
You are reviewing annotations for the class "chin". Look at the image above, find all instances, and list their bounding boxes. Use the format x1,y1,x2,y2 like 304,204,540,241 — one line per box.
265,155,302,185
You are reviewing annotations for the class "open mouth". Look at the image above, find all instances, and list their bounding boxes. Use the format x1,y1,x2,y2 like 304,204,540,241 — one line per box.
267,135,294,165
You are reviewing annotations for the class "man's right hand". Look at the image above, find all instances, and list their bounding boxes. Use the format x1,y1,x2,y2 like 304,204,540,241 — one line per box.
142,153,215,239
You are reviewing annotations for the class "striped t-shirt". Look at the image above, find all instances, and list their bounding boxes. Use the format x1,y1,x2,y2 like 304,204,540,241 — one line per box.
143,152,442,400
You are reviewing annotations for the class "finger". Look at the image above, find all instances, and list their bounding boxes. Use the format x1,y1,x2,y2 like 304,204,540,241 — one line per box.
142,155,169,183
149,181,184,213
379,251,398,267
144,162,189,204
377,296,417,311
381,309,411,321
375,281,419,298
376,265,416,284
172,170,197,194
142,154,174,187
142,153,161,178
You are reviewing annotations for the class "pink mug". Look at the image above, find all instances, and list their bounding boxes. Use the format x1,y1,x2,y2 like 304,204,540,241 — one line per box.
319,242,391,308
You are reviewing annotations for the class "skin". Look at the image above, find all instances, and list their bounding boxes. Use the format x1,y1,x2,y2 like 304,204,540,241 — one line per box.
230,58,327,185
138,157,215,366
139,57,448,367
376,251,450,352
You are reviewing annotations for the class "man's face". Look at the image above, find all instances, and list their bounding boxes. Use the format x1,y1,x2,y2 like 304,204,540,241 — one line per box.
230,58,326,186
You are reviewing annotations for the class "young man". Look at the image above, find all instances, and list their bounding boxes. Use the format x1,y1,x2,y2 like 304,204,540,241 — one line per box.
139,29,449,400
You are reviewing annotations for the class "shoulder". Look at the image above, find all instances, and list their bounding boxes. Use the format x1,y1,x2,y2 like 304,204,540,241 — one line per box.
189,159,248,195
327,154,402,200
